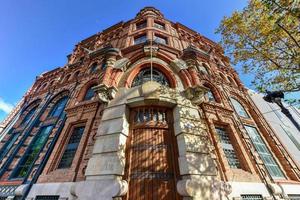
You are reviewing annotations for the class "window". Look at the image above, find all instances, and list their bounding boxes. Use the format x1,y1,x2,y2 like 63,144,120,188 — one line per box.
21,106,37,125
230,98,249,118
215,127,241,169
35,196,59,200
288,194,300,200
57,126,85,169
281,125,300,151
49,97,68,117
132,68,170,87
154,35,167,45
245,125,285,178
83,86,95,101
154,21,165,30
90,63,98,73
206,89,216,102
136,20,147,29
74,71,80,78
134,35,147,45
0,133,20,161
12,126,53,178
241,195,263,200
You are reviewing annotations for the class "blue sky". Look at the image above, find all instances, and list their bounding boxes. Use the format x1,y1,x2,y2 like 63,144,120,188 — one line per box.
0,0,251,121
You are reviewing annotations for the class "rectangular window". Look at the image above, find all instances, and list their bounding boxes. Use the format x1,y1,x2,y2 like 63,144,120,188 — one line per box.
12,125,53,178
154,35,167,45
241,194,263,200
215,127,241,169
154,21,165,30
35,196,60,200
57,126,85,169
134,35,147,45
244,125,285,178
136,20,147,29
281,125,300,151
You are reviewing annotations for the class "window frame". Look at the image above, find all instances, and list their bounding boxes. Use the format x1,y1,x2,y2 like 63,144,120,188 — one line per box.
134,34,147,45
48,97,68,118
154,34,168,45
244,125,285,179
57,125,85,169
230,97,250,118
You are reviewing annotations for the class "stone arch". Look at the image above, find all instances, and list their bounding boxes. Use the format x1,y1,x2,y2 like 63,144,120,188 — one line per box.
83,81,222,200
118,57,185,89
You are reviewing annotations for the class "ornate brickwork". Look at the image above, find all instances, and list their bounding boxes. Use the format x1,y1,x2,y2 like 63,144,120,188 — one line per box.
0,6,300,200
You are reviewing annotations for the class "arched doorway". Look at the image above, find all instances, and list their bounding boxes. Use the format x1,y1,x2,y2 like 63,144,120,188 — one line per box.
124,106,181,200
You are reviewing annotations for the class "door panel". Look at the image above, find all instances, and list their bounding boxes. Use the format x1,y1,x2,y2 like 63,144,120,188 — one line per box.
125,107,181,200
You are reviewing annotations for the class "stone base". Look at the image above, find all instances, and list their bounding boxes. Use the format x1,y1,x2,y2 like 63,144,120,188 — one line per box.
26,179,127,200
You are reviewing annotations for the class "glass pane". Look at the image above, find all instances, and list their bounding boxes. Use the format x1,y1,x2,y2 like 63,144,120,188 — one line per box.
206,90,216,101
21,106,37,125
230,98,249,118
154,22,165,30
134,35,147,45
215,127,241,169
136,21,147,29
132,68,170,87
84,87,95,101
0,133,20,160
58,126,85,169
49,97,68,117
13,125,53,178
245,125,285,178
154,36,167,45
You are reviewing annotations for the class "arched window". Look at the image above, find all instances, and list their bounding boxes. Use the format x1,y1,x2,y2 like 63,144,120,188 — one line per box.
83,86,95,101
132,68,170,87
230,97,249,118
49,97,68,117
206,89,216,102
21,106,37,125
219,73,226,81
90,63,98,73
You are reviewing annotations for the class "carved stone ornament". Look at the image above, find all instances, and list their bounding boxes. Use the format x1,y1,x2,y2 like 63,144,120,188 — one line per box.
114,58,129,71
144,45,159,57
170,59,188,73
183,85,209,105
93,84,118,103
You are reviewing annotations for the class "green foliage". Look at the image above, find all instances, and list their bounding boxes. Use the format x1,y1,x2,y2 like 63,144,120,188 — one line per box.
216,0,300,94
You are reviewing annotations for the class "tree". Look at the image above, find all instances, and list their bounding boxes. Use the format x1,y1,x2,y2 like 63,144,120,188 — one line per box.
216,0,300,94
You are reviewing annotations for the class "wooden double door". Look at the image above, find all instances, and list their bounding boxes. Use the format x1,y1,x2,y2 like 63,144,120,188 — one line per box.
124,107,181,200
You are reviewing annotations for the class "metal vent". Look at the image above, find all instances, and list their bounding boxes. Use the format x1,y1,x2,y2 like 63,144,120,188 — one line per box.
35,196,60,200
241,194,263,200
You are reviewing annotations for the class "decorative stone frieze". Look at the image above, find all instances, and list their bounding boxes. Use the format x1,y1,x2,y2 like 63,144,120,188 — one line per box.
93,84,117,103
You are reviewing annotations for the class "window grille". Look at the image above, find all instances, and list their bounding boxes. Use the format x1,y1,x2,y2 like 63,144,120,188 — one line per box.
241,194,263,200
0,197,7,200
58,126,85,169
288,194,300,200
245,125,285,178
215,127,241,169
134,35,147,45
133,108,167,123
132,68,170,87
35,195,60,200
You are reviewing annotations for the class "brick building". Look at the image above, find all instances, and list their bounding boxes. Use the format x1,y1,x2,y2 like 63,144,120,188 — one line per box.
0,7,300,200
